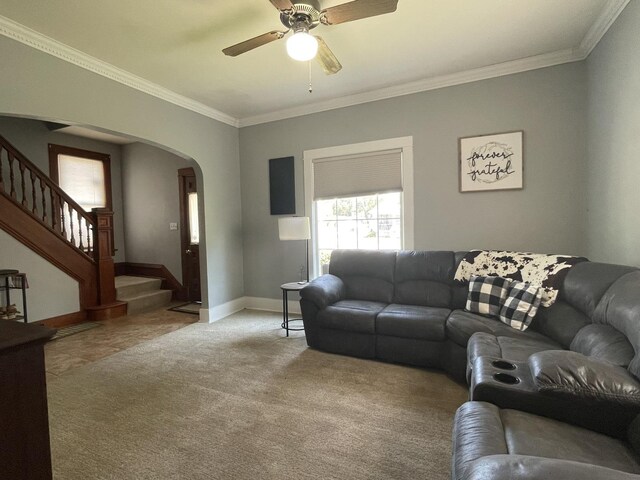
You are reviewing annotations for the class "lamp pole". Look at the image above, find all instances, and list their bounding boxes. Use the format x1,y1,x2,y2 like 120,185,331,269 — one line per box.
306,239,309,283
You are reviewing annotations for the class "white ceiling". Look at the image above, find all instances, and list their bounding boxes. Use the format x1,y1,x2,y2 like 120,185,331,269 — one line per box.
0,1,626,126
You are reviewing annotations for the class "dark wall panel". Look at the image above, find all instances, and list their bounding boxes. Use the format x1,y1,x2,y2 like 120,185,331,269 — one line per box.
269,156,295,215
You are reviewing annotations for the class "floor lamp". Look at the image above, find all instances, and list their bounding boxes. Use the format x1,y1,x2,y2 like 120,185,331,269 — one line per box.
278,216,311,283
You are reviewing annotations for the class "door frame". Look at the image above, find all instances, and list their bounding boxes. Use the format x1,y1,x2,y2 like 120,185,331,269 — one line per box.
177,167,200,301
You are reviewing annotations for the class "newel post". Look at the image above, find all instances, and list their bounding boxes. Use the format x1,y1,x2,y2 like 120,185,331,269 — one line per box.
92,208,116,305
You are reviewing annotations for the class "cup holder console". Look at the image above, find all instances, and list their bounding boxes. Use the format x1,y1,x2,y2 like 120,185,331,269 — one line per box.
493,372,520,385
492,360,517,371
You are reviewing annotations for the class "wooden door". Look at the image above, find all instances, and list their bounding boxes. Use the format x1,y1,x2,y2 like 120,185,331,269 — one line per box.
178,168,201,302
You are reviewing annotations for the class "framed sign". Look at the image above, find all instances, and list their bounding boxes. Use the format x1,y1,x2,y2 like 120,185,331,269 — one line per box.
459,131,523,192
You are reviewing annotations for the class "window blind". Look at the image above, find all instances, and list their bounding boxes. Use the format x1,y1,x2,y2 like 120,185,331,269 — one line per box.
312,149,402,200
58,154,107,210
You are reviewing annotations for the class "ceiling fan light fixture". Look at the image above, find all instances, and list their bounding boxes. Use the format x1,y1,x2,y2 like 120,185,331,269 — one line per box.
286,29,318,61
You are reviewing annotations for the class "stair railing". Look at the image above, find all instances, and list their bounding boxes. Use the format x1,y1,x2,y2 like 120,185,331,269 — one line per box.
0,133,117,307
0,134,97,260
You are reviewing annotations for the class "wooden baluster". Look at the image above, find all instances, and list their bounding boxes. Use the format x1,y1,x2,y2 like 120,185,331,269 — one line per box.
19,163,27,207
50,190,58,233
68,203,75,246
78,211,84,251
40,181,47,223
59,198,66,238
0,147,4,193
8,154,16,199
86,219,92,254
31,171,37,216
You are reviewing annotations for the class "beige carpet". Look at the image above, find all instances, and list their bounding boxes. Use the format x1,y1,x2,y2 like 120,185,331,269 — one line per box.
47,310,468,480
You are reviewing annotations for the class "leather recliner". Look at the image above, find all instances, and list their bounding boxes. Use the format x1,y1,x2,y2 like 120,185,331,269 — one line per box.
452,402,640,480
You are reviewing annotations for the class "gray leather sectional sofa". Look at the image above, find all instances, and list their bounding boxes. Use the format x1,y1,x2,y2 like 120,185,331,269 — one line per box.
299,249,640,479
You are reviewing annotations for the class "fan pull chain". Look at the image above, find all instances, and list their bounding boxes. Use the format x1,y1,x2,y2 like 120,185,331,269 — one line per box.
308,61,313,94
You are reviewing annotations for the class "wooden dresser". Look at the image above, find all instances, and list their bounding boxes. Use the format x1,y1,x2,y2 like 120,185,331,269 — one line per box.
0,321,55,480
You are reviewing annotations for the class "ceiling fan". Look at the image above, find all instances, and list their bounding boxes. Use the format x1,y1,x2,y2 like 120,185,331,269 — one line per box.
222,0,399,75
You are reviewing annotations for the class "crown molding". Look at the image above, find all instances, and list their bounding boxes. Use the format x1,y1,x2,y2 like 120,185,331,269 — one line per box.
0,15,240,127
577,0,630,59
238,48,580,127
1,0,629,130
238,0,629,127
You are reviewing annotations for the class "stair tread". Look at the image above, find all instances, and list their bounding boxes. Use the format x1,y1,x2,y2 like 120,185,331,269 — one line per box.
115,276,163,287
117,289,173,302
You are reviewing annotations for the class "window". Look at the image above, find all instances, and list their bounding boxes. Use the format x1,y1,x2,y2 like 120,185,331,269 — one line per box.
317,192,402,273
188,192,200,245
304,137,414,278
57,155,107,210
48,144,113,252
49,144,112,212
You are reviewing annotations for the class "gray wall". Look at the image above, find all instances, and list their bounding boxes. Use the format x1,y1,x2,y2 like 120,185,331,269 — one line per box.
0,230,79,322
0,35,243,310
0,116,127,262
122,142,193,281
240,63,588,300
586,1,640,267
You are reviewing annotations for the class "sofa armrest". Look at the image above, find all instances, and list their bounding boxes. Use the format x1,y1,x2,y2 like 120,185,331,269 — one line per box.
529,350,640,408
464,455,639,480
300,274,346,310
452,402,508,480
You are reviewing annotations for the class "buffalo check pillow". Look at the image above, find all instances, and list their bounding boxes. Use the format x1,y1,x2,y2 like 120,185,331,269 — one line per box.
499,281,543,331
466,276,512,317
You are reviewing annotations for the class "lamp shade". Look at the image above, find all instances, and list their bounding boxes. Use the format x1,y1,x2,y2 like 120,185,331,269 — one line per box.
278,217,310,240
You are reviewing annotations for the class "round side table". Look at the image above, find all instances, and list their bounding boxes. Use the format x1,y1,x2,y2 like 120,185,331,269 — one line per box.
280,282,307,337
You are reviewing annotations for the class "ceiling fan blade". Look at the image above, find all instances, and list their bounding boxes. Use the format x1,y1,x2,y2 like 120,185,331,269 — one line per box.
315,37,342,75
222,31,287,57
322,0,398,25
269,0,295,11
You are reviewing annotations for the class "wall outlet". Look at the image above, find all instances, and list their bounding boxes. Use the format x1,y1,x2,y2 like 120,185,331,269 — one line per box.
169,222,178,231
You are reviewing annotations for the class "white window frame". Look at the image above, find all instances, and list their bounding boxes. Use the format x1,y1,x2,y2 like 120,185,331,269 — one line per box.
304,136,414,279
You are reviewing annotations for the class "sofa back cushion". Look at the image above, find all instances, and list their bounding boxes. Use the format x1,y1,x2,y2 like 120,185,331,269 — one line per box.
592,270,640,379
531,302,591,349
329,250,396,303
562,262,637,317
570,324,635,367
393,251,456,308
530,262,637,348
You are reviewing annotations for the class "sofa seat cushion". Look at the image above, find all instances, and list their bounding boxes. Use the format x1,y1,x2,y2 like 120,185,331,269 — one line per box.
376,304,449,341
446,310,549,347
468,331,561,367
453,402,640,480
500,408,640,473
317,300,387,334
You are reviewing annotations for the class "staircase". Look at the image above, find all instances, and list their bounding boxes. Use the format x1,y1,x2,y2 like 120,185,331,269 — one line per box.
0,134,122,324
115,276,172,315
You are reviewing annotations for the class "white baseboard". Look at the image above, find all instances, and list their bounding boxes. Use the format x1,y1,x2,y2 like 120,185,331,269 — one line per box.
200,295,301,323
244,296,301,315
200,297,246,323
